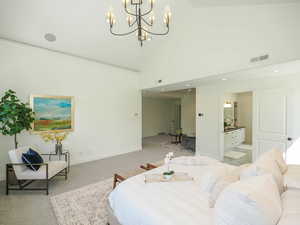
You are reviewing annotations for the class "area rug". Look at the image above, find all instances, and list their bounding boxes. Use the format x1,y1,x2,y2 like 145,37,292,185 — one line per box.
50,178,113,225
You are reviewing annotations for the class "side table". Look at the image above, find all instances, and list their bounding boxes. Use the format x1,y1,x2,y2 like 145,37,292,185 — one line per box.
46,151,70,173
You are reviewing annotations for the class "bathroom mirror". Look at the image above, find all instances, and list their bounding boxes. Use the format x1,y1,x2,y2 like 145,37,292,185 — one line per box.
224,101,237,129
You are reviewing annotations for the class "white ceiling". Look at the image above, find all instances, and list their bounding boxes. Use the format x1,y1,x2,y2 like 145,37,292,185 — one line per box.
1,0,299,72
146,60,300,92
143,88,195,99
189,0,300,6
0,0,174,71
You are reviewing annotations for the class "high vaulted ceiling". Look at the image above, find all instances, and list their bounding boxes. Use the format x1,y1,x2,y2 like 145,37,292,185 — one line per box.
189,0,300,6
0,0,300,73
0,0,176,71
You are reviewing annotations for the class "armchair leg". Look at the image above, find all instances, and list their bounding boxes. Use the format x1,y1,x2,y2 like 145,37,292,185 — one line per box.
6,164,9,195
46,179,49,195
65,168,68,180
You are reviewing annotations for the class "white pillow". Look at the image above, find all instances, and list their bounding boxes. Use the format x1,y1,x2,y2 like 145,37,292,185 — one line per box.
209,174,239,208
241,157,284,194
200,166,231,193
215,175,282,225
261,149,288,174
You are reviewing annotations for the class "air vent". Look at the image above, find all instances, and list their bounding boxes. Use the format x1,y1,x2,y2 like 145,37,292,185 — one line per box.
250,54,269,63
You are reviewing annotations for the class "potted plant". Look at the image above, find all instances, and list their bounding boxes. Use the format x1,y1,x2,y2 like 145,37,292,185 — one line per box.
0,90,35,148
163,152,175,180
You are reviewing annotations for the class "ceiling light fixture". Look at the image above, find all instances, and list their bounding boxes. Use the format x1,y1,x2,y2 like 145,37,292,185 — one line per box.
273,70,279,73
106,0,171,47
44,33,56,42
221,78,227,81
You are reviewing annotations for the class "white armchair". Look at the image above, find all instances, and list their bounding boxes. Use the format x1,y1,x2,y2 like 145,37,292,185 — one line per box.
6,146,68,195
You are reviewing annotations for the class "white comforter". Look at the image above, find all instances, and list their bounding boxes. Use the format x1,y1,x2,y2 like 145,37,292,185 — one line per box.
108,157,233,225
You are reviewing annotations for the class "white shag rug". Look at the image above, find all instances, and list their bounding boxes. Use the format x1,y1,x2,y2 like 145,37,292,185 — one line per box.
50,178,113,225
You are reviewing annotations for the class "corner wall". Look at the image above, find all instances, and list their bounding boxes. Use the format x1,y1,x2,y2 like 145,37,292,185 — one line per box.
142,97,179,137
0,39,141,180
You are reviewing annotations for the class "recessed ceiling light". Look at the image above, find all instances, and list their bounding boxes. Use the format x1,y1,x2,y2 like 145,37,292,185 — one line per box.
44,33,56,42
221,78,227,81
273,70,279,73
185,84,192,87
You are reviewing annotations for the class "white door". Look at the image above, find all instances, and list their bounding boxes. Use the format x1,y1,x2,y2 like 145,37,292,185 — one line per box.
286,89,300,164
253,88,300,161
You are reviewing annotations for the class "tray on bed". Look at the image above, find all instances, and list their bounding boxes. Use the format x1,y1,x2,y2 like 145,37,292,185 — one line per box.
144,172,194,183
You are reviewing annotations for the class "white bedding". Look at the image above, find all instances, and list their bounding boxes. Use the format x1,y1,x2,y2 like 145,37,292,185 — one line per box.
108,157,234,225
278,188,300,225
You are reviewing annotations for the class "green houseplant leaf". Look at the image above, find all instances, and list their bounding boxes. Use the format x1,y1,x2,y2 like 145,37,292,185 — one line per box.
0,90,35,148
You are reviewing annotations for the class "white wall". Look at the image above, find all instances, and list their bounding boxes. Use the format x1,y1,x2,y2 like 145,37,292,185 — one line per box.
0,39,141,180
142,97,179,137
236,92,253,145
196,74,300,160
141,3,300,89
181,92,196,136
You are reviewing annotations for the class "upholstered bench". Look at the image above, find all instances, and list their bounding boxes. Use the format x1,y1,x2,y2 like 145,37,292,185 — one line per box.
113,160,165,189
113,168,145,189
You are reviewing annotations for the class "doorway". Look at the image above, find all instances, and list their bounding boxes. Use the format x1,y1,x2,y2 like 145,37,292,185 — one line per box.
142,89,196,155
222,91,253,166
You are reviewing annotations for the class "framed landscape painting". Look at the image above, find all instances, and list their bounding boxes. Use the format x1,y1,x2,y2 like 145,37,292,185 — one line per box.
30,95,74,132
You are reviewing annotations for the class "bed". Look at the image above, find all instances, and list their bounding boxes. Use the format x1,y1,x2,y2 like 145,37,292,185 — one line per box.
108,154,300,225
108,157,232,225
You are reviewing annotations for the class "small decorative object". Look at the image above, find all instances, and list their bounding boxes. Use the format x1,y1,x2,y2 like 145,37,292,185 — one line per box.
163,170,175,180
163,152,174,179
0,90,35,148
40,131,69,158
30,95,74,132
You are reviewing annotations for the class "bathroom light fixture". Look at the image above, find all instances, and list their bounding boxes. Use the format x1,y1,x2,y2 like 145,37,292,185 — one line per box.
224,101,232,108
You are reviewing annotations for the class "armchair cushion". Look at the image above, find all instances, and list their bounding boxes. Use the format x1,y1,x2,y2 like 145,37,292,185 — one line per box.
18,161,67,180
21,148,44,171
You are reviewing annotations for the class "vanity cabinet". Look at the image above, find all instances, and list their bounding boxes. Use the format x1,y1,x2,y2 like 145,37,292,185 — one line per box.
224,128,245,149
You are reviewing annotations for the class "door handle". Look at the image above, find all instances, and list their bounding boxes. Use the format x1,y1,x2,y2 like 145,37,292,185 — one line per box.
287,137,293,141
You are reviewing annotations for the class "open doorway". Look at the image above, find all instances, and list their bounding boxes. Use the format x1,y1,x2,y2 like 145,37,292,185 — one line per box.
142,89,196,155
222,91,253,165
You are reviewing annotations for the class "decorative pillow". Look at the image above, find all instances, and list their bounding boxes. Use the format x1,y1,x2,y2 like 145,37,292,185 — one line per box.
200,166,233,193
259,149,288,174
240,157,284,194
209,174,239,208
215,175,282,225
231,163,251,178
271,149,288,174
22,148,44,171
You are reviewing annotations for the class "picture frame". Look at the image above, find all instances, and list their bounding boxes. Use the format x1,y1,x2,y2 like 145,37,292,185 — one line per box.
30,95,75,133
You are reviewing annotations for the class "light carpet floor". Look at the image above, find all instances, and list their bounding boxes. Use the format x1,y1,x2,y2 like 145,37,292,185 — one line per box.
51,178,113,225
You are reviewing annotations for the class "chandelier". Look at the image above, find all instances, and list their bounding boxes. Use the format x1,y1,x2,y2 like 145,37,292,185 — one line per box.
106,0,171,46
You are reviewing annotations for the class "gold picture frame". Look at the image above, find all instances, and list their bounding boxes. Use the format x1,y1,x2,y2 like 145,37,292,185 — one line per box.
30,95,75,133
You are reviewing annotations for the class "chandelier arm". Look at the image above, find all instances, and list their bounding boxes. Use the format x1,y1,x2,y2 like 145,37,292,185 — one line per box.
110,27,138,36
140,5,153,17
142,26,169,36
141,17,153,27
129,19,138,27
124,4,138,17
